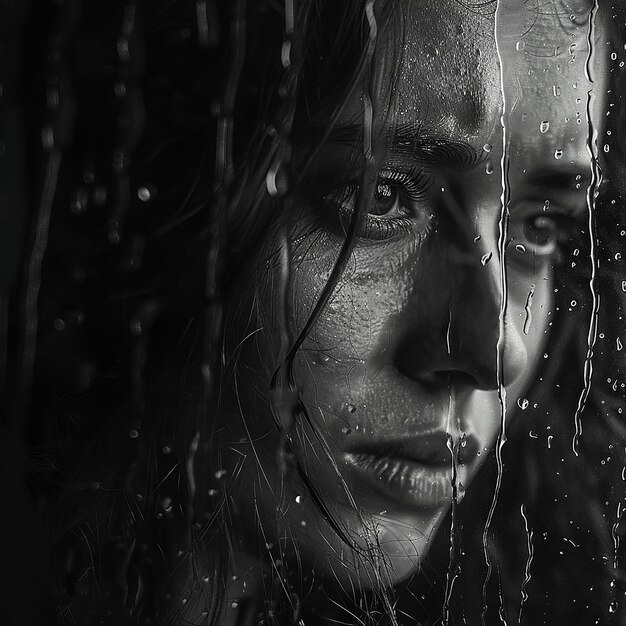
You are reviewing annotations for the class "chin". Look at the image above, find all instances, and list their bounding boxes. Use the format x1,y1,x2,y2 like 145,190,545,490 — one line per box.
286,504,448,590
238,457,450,591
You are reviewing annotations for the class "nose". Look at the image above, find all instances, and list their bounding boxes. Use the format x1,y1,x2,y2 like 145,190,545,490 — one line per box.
393,228,528,391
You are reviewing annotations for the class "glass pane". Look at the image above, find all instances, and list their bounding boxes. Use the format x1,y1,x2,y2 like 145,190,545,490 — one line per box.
2,1,625,624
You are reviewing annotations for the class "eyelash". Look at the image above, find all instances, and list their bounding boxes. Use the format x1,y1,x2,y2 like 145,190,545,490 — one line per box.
321,168,435,241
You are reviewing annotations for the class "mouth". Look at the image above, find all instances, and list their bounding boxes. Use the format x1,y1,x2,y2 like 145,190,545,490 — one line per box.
343,432,479,510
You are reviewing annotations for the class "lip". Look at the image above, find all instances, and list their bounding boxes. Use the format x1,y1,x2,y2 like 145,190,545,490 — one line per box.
342,431,479,510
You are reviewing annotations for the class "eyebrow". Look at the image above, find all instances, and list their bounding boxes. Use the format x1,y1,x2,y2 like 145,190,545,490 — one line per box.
525,166,592,190
294,123,482,170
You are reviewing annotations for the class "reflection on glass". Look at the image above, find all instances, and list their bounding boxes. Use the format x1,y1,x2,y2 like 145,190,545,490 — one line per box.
4,0,626,624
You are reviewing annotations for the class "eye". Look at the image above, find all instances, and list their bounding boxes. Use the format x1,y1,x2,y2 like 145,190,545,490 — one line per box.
508,210,578,262
322,170,434,241
368,181,409,218
521,215,560,255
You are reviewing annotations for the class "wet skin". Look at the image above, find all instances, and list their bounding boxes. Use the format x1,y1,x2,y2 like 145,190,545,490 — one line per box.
221,0,604,590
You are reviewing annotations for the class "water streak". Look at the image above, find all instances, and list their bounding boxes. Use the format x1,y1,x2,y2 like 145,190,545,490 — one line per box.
572,0,602,455
482,1,510,621
518,504,534,622
523,284,535,335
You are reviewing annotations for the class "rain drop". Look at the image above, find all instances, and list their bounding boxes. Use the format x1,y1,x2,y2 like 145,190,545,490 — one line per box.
214,469,227,479
621,281,626,292
295,495,304,504
345,403,357,414
516,40,526,52
485,161,494,175
341,427,352,436
616,253,622,261
617,338,623,351
540,120,550,133
481,252,493,265
53,318,65,331
604,144,610,153
553,85,561,97
515,244,527,254
137,186,152,202
129,429,139,439
554,149,563,160
483,143,492,153
543,200,550,211
517,397,530,410
457,482,466,502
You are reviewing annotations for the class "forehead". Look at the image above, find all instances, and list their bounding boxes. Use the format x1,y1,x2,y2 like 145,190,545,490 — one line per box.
375,1,500,140
364,0,598,151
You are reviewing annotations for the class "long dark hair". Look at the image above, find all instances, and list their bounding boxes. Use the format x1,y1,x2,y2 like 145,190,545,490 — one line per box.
3,0,625,624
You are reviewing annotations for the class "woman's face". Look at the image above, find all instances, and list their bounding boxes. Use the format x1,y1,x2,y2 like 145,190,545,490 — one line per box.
222,0,601,587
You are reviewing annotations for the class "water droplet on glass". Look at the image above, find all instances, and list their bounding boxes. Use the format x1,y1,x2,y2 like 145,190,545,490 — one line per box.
483,143,492,153
615,253,622,261
345,403,357,413
485,160,494,175
71,188,89,214
341,426,352,436
611,52,618,61
553,85,561,97
481,252,493,265
554,149,563,160
604,144,610,153
517,397,529,410
457,482,466,502
516,40,526,52
570,300,577,307
609,601,618,613
539,120,550,133
214,469,227,479
137,186,152,202
208,489,219,497
53,318,65,331
295,495,304,504
621,280,626,292
617,338,623,351
543,200,550,211
129,429,139,439
515,243,526,253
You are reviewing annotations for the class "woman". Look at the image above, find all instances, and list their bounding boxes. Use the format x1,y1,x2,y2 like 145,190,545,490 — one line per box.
7,0,625,624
